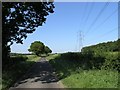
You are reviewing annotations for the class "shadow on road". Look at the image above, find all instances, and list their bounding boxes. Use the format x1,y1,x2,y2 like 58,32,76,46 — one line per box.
13,57,59,87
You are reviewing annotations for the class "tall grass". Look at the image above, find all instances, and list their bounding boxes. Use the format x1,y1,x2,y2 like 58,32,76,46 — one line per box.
62,70,118,88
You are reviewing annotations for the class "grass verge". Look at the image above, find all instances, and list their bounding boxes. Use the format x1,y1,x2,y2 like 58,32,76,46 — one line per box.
62,70,118,88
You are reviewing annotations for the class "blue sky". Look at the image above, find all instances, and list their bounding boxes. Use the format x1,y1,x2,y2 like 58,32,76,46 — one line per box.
11,2,118,53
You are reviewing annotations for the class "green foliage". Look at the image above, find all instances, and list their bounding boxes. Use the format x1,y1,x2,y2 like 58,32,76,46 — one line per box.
47,40,119,88
55,52,105,70
46,53,60,60
48,51,119,81
101,52,119,71
48,54,118,88
10,55,28,62
2,46,11,65
44,46,52,54
28,41,45,56
81,39,119,71
62,70,118,88
2,2,54,64
28,41,52,56
2,55,40,90
3,2,54,45
81,39,119,53
10,53,33,56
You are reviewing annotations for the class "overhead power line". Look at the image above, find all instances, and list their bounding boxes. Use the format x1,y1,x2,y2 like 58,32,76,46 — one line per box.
85,1,110,35
78,2,89,29
82,2,95,30
85,27,118,45
90,9,118,34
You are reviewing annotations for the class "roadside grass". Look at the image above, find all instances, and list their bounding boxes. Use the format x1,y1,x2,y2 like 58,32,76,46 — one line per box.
47,53,119,88
25,55,40,62
2,55,40,90
62,70,118,88
46,53,60,60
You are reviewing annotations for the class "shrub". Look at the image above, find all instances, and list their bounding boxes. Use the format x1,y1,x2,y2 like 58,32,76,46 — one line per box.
101,53,119,71
10,55,28,62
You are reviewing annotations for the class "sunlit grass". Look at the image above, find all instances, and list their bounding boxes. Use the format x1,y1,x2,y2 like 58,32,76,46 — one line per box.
62,70,118,88
46,53,60,60
25,55,40,62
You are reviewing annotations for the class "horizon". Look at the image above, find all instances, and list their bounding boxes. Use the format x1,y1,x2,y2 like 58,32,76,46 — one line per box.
11,2,118,53
11,39,118,54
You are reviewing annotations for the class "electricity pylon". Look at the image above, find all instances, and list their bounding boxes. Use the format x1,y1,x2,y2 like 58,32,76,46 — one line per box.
78,30,84,52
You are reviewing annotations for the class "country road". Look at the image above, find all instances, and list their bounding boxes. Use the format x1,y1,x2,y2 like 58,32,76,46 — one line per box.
9,57,64,89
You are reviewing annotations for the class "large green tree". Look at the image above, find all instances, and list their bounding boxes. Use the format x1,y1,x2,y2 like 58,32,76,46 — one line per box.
28,41,45,56
44,46,52,54
28,41,52,56
2,2,55,64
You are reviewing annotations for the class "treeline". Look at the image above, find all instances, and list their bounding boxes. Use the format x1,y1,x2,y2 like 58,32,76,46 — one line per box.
10,53,33,56
81,39,120,53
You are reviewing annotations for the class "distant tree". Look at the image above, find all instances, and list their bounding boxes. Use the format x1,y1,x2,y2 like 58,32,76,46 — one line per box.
44,46,52,54
2,2,55,64
28,41,45,56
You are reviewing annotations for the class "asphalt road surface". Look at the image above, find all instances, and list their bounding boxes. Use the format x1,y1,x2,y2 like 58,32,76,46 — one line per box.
9,57,64,89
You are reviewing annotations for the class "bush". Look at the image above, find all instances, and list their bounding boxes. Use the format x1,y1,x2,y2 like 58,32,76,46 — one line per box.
11,55,28,62
60,51,119,71
101,53,119,71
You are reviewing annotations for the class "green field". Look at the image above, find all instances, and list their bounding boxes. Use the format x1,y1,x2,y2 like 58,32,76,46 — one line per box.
2,54,40,90
47,53,119,88
25,55,40,61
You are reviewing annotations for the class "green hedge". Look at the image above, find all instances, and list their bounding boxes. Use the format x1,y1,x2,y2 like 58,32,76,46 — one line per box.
58,52,119,71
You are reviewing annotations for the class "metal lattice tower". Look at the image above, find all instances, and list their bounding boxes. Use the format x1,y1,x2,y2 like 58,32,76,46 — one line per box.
75,30,84,52
79,30,83,52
